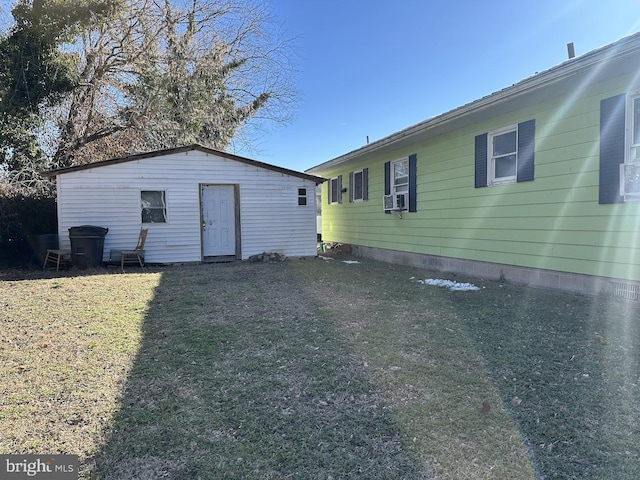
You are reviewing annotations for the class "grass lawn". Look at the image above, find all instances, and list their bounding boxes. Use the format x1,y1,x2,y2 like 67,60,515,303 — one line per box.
1,256,638,479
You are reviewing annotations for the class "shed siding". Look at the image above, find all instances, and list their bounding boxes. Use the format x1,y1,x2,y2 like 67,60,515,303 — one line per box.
317,69,640,282
56,151,317,262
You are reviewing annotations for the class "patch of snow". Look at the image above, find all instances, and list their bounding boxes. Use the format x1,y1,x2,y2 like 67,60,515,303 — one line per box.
342,260,360,264
318,256,334,260
417,278,482,291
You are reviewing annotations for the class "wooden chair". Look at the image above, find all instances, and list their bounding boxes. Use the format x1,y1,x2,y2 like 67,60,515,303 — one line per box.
43,249,72,271
118,228,148,270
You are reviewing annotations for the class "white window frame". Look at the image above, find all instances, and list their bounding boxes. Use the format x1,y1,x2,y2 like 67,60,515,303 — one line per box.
488,125,518,186
620,91,640,202
352,169,364,202
621,92,640,201
141,190,167,224
626,92,640,163
329,176,340,204
297,187,308,206
391,157,409,211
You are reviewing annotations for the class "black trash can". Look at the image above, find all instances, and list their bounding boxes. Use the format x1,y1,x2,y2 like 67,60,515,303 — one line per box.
68,226,109,269
28,234,59,266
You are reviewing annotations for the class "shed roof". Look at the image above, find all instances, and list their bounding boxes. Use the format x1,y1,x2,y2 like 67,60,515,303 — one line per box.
306,31,640,173
45,144,326,184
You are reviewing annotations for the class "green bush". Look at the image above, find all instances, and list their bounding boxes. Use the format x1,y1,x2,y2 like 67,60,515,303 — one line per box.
0,193,57,266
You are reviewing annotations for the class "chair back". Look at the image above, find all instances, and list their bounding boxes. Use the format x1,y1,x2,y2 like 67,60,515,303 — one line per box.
135,228,148,251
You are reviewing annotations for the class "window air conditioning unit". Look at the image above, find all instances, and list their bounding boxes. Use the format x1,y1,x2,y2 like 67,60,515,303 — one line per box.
383,193,407,211
383,194,394,211
620,162,640,201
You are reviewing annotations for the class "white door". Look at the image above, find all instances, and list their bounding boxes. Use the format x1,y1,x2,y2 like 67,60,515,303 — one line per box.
201,185,236,257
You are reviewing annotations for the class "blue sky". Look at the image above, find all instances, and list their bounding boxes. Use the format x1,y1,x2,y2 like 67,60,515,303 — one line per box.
237,0,640,172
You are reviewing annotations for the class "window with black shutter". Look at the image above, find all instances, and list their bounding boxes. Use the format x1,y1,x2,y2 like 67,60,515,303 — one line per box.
383,154,417,213
475,120,535,187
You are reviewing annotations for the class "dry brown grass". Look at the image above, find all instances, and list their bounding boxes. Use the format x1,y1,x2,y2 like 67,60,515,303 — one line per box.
0,270,160,473
0,259,546,479
303,258,534,479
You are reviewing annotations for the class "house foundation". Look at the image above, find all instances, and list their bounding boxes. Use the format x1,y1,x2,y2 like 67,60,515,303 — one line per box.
350,244,639,299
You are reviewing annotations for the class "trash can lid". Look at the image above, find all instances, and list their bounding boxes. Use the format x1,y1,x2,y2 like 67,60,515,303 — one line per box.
68,225,109,236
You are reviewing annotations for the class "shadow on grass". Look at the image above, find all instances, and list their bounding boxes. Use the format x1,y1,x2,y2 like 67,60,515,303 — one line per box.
0,265,149,282
88,263,425,479
451,282,640,480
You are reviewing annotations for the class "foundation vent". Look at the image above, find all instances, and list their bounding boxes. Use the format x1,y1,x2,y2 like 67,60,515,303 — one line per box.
610,281,640,300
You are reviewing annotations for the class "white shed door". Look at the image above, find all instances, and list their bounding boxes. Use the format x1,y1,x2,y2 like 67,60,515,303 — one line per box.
201,185,236,257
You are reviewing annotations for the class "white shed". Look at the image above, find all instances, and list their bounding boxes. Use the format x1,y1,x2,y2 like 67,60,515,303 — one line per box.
45,145,325,263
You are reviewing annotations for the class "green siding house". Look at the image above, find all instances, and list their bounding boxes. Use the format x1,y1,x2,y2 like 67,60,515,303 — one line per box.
306,32,640,297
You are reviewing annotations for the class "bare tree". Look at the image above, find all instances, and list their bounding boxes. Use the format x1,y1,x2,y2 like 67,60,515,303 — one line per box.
50,0,162,167
50,0,296,167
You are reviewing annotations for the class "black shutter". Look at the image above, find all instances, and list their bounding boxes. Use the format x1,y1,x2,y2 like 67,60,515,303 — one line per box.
409,154,417,212
327,180,330,204
362,168,369,200
337,175,343,204
599,94,626,204
475,133,488,188
348,172,354,203
517,119,535,182
384,161,391,214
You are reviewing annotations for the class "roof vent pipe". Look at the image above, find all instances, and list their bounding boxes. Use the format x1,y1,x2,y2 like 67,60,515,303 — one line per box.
567,42,575,59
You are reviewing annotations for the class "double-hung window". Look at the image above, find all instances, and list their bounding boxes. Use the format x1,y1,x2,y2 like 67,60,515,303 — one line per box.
328,176,342,204
353,170,364,200
383,154,417,213
391,158,409,210
620,93,640,200
627,94,640,162
489,126,518,185
298,187,308,206
599,92,640,203
349,168,368,202
475,119,535,188
141,190,167,223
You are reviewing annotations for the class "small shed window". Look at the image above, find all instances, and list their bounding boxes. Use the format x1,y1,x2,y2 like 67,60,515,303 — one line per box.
298,187,308,206
141,190,166,223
